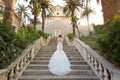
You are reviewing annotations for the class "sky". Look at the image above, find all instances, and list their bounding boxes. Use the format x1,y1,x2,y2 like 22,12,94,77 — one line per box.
15,0,104,25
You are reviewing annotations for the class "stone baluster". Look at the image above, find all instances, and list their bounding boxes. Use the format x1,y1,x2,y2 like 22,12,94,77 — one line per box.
20,59,23,71
87,54,90,64
83,48,86,59
98,63,103,78
91,56,94,67
103,66,109,80
26,54,29,62
15,63,20,77
31,47,35,60
9,67,14,80
94,60,98,71
24,57,27,65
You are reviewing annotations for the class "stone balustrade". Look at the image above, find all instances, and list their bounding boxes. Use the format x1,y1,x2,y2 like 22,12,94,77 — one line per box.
73,37,120,80
0,36,52,80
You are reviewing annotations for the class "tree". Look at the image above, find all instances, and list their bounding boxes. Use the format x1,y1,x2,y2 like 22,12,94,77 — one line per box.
80,3,95,33
2,0,16,24
71,16,81,37
15,4,31,26
29,0,41,29
63,0,83,35
38,0,53,33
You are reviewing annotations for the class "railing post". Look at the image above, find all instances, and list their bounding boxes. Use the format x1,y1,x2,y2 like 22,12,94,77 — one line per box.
20,59,23,71
31,46,35,60
98,63,103,78
103,66,109,80
15,63,20,77
94,60,98,71
9,68,14,80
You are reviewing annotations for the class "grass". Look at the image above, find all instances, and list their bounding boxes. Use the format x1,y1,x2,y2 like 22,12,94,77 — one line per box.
80,33,101,51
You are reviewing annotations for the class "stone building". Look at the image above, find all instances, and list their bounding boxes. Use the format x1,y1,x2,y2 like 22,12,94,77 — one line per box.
45,5,72,37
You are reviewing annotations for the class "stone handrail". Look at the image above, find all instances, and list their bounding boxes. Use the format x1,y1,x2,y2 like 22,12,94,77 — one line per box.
0,36,52,80
73,38,120,80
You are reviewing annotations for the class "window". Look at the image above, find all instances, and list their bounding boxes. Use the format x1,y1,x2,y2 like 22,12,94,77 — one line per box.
57,12,59,15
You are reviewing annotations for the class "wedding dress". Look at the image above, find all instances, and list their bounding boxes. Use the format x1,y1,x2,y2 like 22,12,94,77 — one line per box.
48,38,71,76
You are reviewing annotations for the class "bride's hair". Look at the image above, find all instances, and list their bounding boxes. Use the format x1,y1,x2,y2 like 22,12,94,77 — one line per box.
59,35,62,38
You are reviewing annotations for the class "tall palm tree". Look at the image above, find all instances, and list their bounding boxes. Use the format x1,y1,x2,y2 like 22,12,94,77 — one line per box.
63,0,83,35
38,0,53,33
71,16,81,37
15,4,31,26
29,0,41,29
80,5,95,33
2,0,16,24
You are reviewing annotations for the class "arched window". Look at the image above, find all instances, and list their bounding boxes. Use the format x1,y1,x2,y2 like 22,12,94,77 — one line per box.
57,12,59,15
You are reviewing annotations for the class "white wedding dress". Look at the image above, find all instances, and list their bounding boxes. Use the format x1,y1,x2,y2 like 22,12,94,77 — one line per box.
48,38,71,76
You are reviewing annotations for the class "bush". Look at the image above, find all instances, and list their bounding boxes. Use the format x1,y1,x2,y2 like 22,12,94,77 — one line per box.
67,33,74,40
0,23,42,69
94,25,105,34
42,33,50,39
98,15,120,66
0,23,21,68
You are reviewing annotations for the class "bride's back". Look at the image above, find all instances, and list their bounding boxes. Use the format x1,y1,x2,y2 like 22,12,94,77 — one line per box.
57,37,63,43
57,35,63,43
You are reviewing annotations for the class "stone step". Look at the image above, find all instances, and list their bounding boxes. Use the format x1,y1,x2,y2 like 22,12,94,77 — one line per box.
18,38,99,80
40,48,76,51
33,57,84,61
37,51,79,54
41,46,75,49
27,65,90,69
36,53,81,57
37,51,80,55
23,69,95,75
30,60,87,65
19,74,99,80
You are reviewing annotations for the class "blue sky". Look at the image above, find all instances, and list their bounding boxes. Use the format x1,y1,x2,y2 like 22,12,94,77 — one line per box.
15,0,103,25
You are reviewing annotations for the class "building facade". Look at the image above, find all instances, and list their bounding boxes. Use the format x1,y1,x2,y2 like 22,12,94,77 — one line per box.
45,5,72,36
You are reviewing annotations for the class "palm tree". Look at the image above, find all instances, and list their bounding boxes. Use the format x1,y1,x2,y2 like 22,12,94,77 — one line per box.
29,0,41,29
38,0,53,33
63,0,83,35
15,4,31,26
2,0,16,24
80,5,95,33
71,16,81,37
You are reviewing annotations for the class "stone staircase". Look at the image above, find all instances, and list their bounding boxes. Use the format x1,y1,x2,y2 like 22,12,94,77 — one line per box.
18,38,99,80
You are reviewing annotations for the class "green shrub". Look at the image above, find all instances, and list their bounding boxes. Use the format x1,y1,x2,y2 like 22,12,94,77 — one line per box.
67,33,74,40
98,15,120,66
0,23,42,69
0,23,21,68
43,33,50,39
94,25,105,34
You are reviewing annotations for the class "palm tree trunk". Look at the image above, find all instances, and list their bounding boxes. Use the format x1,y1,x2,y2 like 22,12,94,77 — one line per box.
71,11,75,35
3,0,16,24
101,0,114,32
34,15,37,29
42,8,46,33
76,25,80,38
87,15,90,34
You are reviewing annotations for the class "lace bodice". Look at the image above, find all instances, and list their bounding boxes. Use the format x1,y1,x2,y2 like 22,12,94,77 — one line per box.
57,37,63,50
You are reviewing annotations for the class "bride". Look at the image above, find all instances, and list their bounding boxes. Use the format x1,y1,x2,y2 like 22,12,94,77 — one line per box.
48,35,71,76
